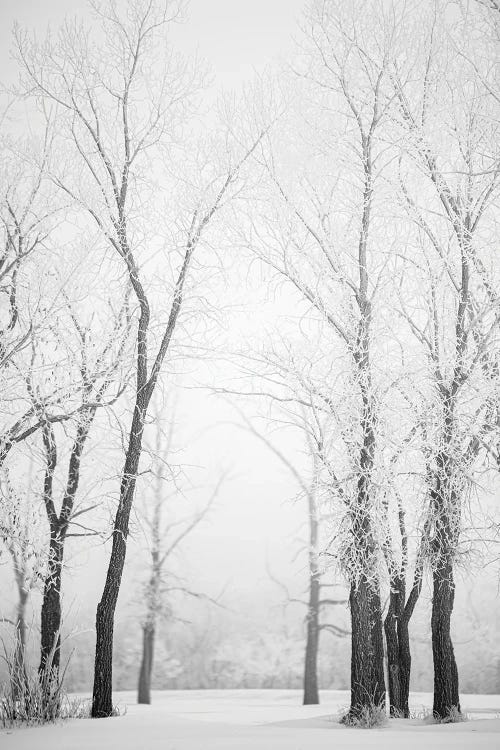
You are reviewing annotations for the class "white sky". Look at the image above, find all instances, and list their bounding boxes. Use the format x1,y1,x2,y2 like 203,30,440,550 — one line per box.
0,0,305,87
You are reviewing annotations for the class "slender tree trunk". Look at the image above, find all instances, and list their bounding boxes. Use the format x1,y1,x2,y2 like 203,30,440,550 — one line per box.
384,587,402,716
37,413,91,704
303,571,320,704
431,558,460,719
137,623,155,704
303,474,320,705
39,532,64,682
384,600,412,718
369,582,386,707
38,531,65,715
396,614,412,718
384,575,415,717
92,404,146,718
12,589,28,701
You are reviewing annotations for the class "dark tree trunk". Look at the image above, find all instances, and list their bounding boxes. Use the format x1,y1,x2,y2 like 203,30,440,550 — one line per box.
344,261,385,719
369,582,386,707
344,391,386,718
396,613,412,718
303,571,320,704
384,597,412,718
38,416,88,703
384,575,413,717
384,588,402,716
430,429,461,720
137,624,155,704
92,404,146,718
39,534,64,680
346,575,385,719
431,558,460,719
90,171,200,719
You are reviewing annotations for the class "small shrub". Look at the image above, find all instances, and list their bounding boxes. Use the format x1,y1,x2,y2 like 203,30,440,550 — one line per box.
435,706,468,724
0,666,93,728
62,696,92,720
0,640,90,727
416,706,468,724
340,702,388,728
111,702,127,717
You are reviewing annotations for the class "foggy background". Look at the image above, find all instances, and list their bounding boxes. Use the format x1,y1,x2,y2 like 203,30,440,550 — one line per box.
0,0,498,698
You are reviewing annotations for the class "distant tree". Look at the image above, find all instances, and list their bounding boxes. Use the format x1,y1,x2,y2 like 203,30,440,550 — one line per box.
231,406,348,705
0,463,45,699
136,399,220,705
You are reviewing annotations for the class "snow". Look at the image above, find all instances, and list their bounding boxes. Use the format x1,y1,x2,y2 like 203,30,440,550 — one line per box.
1,689,499,750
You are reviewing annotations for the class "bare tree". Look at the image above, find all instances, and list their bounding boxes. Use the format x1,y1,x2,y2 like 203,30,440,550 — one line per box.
15,0,267,716
22,294,130,696
240,0,406,719
230,404,348,705
0,463,45,699
0,126,67,467
391,0,500,719
239,0,499,721
135,400,221,705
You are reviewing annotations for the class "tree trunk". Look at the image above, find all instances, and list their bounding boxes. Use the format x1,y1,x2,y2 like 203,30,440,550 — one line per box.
345,285,385,718
384,575,413,717
137,623,155,704
303,475,320,706
384,588,402,716
384,607,412,718
431,558,460,719
369,582,386,708
39,533,64,683
303,571,320,704
396,613,412,718
345,575,385,720
91,405,145,718
430,431,461,720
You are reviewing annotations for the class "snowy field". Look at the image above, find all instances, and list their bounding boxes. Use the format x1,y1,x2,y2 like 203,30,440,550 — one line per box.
1,689,499,749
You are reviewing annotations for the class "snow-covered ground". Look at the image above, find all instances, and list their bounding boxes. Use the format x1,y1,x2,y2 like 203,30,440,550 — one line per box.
1,689,499,749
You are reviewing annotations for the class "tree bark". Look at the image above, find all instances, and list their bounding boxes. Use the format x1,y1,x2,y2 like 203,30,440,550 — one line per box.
429,418,461,720
92,403,146,717
345,575,385,719
344,339,386,718
92,224,196,717
396,613,412,717
38,417,89,698
384,585,402,716
369,582,386,708
431,558,460,719
137,623,155,704
383,575,414,717
39,534,64,680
